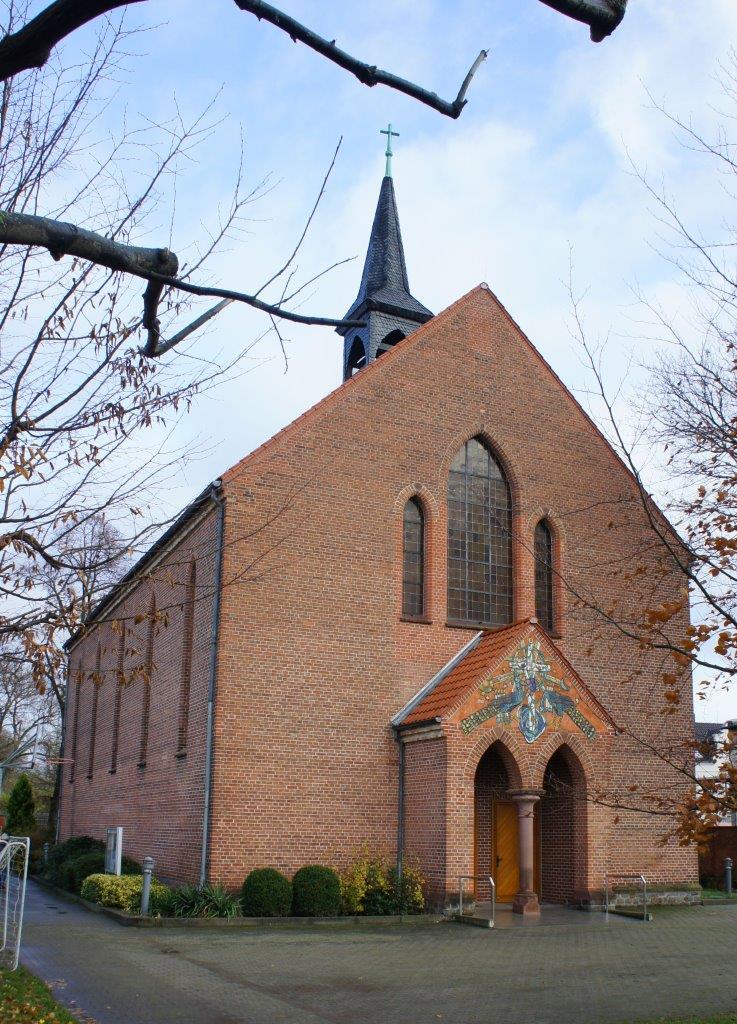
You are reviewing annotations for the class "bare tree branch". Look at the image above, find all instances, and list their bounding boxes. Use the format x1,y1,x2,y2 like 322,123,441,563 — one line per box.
140,271,365,357
0,0,144,80
0,211,179,277
0,211,363,356
538,0,628,41
234,1,488,120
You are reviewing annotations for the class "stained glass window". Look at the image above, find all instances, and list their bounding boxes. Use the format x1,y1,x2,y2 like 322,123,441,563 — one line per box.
402,498,425,617
447,439,513,626
534,519,554,632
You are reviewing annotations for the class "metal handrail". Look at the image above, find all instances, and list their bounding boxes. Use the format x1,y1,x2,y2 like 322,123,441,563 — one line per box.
604,872,649,922
458,875,495,927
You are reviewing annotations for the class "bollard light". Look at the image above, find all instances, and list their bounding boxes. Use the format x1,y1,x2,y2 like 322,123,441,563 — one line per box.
726,857,733,898
140,856,155,916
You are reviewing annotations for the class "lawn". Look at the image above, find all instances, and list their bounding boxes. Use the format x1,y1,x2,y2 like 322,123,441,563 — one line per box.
1,966,80,1023
701,888,737,901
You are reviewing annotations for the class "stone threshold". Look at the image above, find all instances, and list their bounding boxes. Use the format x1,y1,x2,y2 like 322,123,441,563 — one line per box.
31,877,442,929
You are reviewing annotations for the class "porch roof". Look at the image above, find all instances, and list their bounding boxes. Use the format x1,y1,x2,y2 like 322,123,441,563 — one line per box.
393,617,615,731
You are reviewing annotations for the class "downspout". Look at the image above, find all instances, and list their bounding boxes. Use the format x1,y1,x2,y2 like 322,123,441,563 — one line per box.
394,726,405,888
199,481,225,887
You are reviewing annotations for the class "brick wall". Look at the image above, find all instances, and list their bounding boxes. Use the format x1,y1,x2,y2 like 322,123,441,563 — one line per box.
205,284,697,894
60,285,698,898
403,735,447,901
58,506,219,883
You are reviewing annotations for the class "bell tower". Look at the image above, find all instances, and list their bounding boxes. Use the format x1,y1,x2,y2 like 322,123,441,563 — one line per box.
337,125,432,381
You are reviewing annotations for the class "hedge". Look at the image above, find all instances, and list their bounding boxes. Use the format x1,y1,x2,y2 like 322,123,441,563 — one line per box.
241,868,292,917
80,873,171,914
56,850,141,894
291,865,341,917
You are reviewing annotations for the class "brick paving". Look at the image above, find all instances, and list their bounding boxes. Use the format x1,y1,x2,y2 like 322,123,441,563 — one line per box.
21,882,737,1024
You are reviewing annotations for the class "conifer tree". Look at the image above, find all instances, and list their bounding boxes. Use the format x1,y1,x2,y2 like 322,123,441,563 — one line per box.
5,774,36,835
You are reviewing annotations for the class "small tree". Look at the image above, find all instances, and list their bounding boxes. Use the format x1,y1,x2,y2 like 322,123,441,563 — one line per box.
5,773,35,835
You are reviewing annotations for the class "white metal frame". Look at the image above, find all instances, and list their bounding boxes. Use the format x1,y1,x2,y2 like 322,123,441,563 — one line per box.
0,835,30,970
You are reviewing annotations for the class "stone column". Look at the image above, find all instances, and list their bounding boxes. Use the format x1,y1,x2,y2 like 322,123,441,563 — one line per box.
511,790,541,917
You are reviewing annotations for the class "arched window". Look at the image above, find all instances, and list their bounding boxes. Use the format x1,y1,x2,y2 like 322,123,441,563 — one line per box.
346,336,367,377
177,559,197,755
138,593,155,769
87,643,101,780
534,519,554,632
447,438,512,626
376,329,405,358
402,498,425,617
110,626,124,774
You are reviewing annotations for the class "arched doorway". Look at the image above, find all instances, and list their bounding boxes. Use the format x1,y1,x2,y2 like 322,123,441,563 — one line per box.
540,745,588,903
474,742,528,902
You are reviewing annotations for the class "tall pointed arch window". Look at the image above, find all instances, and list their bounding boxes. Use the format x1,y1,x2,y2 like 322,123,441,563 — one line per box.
534,519,554,633
177,559,197,755
402,497,425,617
138,593,155,769
447,438,513,627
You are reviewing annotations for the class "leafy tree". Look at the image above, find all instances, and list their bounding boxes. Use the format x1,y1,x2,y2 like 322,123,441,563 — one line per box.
5,772,35,834
567,57,737,841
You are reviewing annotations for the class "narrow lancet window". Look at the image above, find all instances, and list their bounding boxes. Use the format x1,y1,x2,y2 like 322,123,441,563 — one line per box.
177,560,196,754
402,498,425,617
447,438,513,627
110,626,124,774
69,669,82,783
87,643,101,779
534,519,554,633
138,594,155,768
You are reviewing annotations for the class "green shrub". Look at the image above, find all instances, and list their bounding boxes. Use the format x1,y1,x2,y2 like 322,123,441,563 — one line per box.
42,836,105,885
291,865,341,917
241,868,292,917
389,862,426,915
339,847,426,915
57,849,141,893
166,882,241,919
80,873,171,914
5,774,35,834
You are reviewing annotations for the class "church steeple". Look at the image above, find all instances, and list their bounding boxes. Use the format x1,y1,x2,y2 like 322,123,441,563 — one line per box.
338,129,432,381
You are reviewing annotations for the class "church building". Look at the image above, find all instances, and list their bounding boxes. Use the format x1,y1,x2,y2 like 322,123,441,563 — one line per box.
59,146,698,914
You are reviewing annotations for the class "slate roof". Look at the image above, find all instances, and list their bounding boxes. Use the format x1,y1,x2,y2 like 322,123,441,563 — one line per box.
694,721,723,744
338,176,432,330
393,618,616,730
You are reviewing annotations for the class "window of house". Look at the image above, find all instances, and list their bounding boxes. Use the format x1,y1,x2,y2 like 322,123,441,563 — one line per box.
534,519,554,633
402,498,425,617
138,595,155,768
177,560,196,755
110,626,124,774
447,438,513,627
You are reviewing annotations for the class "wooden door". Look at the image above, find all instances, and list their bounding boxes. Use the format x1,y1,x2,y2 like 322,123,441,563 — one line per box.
493,801,519,901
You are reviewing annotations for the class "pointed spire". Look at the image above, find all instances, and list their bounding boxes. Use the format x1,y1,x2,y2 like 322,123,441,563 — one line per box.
338,146,432,381
340,175,432,328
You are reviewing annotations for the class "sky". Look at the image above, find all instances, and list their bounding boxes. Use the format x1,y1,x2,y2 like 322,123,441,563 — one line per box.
58,0,737,720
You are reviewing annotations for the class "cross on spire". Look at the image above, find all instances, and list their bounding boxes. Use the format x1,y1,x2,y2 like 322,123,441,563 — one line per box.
380,123,399,178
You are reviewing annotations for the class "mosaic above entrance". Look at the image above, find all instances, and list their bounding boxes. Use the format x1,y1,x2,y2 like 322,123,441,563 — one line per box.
460,639,598,743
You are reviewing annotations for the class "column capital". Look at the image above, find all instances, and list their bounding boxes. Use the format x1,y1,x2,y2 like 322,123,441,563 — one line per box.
508,789,544,805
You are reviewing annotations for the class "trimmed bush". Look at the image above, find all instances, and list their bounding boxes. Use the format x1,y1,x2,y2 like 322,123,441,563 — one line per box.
291,865,341,917
56,849,141,893
241,868,292,917
80,873,170,914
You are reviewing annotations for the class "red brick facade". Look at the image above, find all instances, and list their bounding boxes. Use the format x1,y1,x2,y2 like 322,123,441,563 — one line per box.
59,285,698,905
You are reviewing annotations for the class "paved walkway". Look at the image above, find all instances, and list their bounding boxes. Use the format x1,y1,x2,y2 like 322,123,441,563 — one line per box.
21,882,737,1024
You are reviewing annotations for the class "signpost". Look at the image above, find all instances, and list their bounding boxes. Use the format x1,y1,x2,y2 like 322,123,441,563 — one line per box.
105,827,123,875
